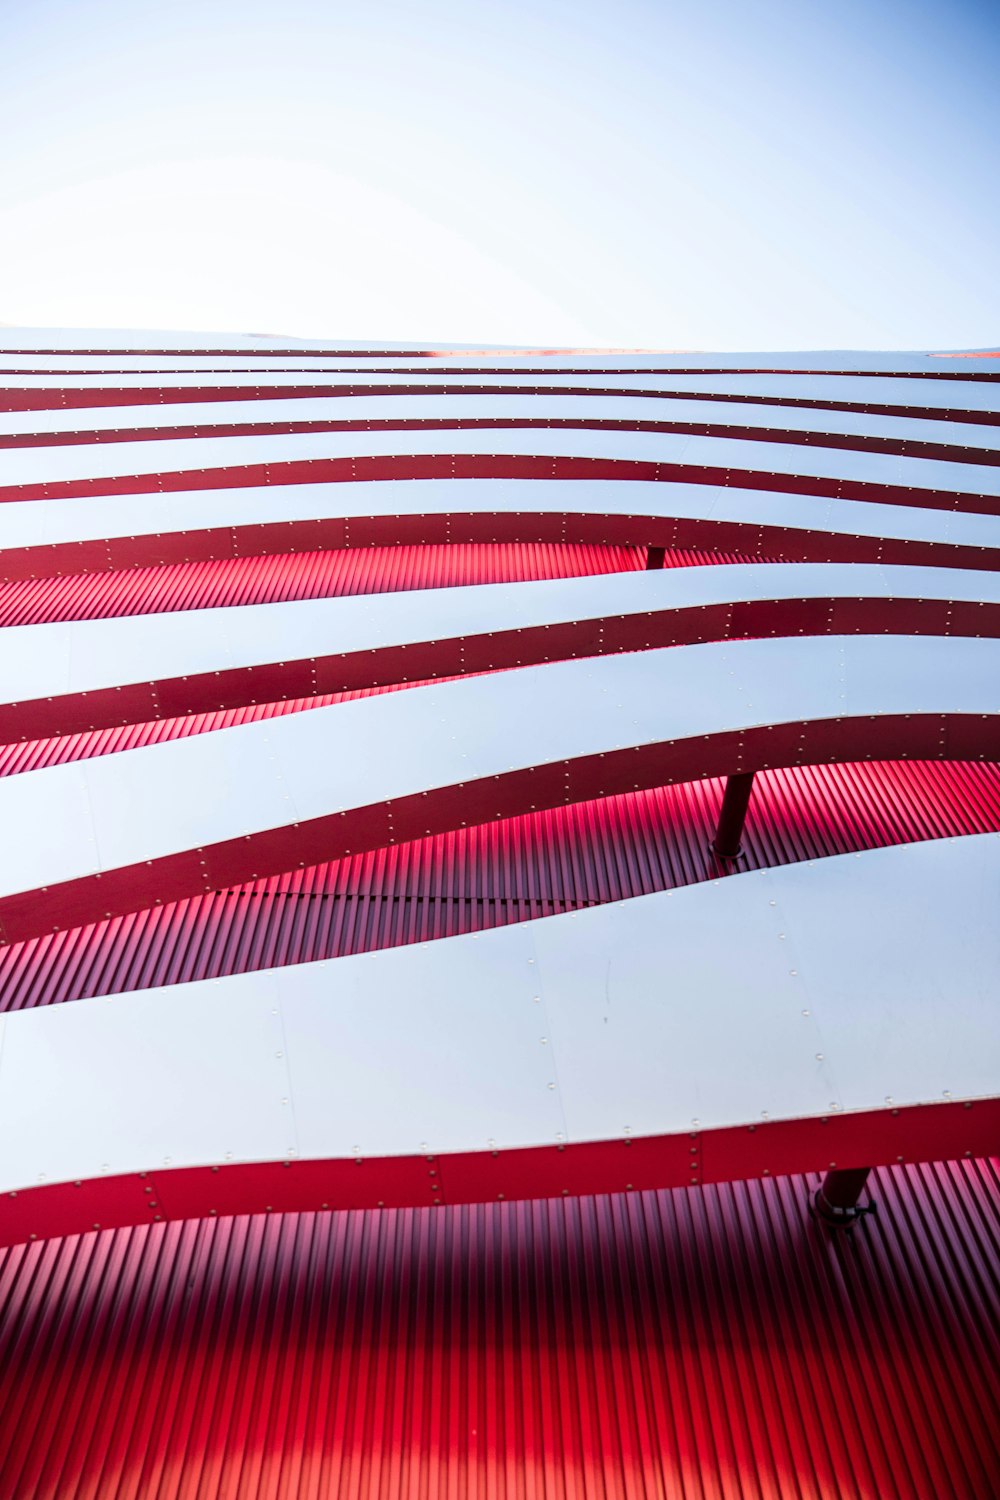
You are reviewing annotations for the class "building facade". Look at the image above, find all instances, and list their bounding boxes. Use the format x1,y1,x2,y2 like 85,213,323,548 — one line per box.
0,335,997,1497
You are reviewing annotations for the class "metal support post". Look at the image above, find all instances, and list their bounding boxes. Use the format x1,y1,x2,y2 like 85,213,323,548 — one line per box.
812,1167,875,1228
646,546,666,570
711,772,755,859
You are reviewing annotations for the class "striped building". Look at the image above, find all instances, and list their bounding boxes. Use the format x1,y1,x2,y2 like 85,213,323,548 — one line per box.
0,333,997,1498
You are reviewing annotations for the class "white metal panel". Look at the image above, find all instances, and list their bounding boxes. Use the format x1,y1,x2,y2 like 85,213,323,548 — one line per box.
2,393,999,451
0,977,294,1182
0,340,996,372
537,834,1000,1140
766,842,1000,1112
3,478,999,560
5,562,1000,709
0,835,995,1192
531,884,836,1137
3,370,999,413
2,424,999,497
283,935,566,1158
0,760,99,893
0,633,998,902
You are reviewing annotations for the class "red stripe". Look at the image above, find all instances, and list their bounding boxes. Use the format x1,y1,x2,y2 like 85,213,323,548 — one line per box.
0,713,994,947
2,1096,996,1250
4,593,997,744
4,413,1000,467
6,450,997,515
0,541,668,625
2,380,999,426
5,506,997,584
2,759,995,1002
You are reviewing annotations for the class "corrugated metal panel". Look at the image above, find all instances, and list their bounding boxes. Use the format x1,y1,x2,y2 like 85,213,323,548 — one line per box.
2,759,997,1011
0,1159,996,1500
0,543,769,627
0,677,466,774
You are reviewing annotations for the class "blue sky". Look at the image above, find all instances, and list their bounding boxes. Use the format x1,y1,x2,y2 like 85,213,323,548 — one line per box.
0,0,997,348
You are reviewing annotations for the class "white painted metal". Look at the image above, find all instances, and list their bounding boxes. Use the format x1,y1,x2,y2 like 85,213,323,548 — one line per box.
2,393,999,451
0,338,997,372
3,370,999,413
3,562,1000,710
0,633,997,903
2,478,998,563
1,424,998,497
0,834,995,1191
0,332,998,1215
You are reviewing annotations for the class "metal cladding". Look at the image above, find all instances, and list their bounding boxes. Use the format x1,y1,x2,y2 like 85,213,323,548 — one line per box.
2,835,998,1222
0,334,999,1498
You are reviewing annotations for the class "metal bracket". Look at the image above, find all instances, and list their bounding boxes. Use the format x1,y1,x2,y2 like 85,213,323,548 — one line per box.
809,1167,876,1229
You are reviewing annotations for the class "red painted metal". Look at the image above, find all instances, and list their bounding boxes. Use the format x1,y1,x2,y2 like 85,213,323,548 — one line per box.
4,413,999,468
711,770,756,858
3,711,996,947
5,591,996,744
2,758,997,1011
5,512,997,588
9,511,913,586
0,1160,996,1498
4,462,997,588
1,381,1000,429
5,379,1000,428
4,447,999,515
3,1099,998,1251
0,542,668,625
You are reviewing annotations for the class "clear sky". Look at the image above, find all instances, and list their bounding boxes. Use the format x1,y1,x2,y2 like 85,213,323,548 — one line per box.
0,0,997,349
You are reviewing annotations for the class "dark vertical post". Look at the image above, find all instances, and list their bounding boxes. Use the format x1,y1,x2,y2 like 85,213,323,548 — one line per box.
646,546,666,570
711,772,755,859
813,1167,873,1227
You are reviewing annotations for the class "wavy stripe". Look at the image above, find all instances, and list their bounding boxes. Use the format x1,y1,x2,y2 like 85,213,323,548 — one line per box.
0,633,997,944
5,473,999,584
4,373,1000,419
0,836,997,1248
3,562,999,742
0,542,661,626
3,390,1000,448
1,760,994,1007
4,414,1000,475
4,423,1000,501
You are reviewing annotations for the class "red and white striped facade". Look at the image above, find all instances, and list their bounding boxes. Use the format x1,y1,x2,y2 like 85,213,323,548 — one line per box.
0,334,998,1499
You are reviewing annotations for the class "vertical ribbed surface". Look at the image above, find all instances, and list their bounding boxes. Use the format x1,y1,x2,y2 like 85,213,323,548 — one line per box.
0,542,768,627
0,543,638,625
2,758,998,1011
0,1159,997,1500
